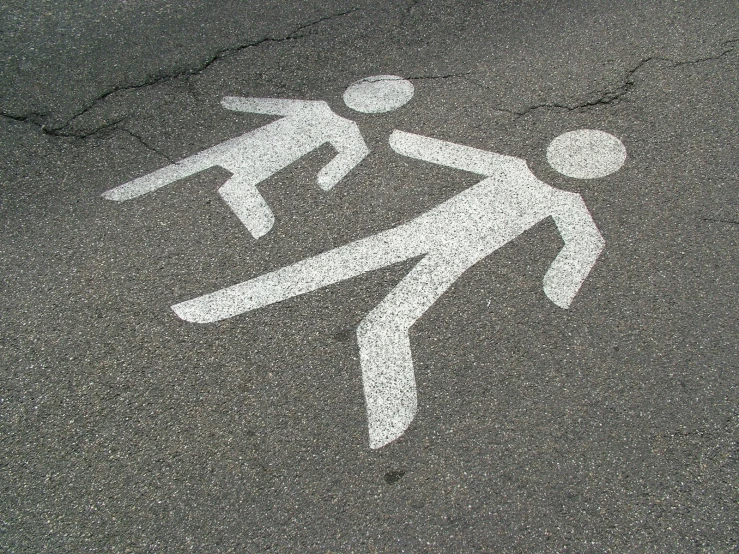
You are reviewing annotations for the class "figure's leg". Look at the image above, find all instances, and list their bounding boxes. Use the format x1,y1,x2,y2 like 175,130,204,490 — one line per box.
172,224,425,324
218,174,275,239
357,254,470,448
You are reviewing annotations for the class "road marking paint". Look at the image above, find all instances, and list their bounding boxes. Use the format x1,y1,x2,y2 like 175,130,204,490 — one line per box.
173,130,608,448
102,76,415,238
102,74,624,448
103,98,369,238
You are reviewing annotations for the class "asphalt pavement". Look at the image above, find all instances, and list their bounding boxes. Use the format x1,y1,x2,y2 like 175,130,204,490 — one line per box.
1,1,737,552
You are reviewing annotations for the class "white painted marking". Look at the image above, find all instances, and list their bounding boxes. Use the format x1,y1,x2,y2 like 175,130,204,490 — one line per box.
172,130,608,449
546,129,626,179
342,75,415,114
102,97,370,238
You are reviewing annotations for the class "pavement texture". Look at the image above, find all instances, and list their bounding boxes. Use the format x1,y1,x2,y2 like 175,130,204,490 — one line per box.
1,1,737,552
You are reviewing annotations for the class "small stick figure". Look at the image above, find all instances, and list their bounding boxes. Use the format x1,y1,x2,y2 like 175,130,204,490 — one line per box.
173,128,626,448
102,75,415,238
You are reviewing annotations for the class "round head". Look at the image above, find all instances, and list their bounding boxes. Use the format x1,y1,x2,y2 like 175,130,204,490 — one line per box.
546,129,626,179
343,75,415,114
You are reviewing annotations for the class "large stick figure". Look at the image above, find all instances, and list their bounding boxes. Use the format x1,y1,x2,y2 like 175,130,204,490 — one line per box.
173,129,626,448
102,75,414,238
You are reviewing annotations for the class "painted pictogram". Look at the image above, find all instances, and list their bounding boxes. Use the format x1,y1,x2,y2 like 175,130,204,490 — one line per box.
104,76,626,448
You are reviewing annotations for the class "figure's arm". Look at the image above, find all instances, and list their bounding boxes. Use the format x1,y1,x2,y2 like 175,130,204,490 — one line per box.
389,130,520,176
317,122,369,190
221,96,313,116
102,152,214,201
543,192,605,308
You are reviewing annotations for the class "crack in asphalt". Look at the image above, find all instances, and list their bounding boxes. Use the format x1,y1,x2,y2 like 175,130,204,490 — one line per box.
671,38,738,66
407,72,473,81
0,8,359,139
117,128,175,164
480,38,738,119
363,73,472,83
702,217,739,226
1,34,734,145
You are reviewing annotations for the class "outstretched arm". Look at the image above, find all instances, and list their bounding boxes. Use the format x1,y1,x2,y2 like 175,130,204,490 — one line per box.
221,96,315,116
389,130,520,176
543,192,605,308
316,122,369,190
102,152,214,201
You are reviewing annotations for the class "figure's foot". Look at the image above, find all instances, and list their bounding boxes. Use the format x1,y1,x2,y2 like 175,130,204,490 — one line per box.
218,178,275,239
358,319,419,449
367,403,417,449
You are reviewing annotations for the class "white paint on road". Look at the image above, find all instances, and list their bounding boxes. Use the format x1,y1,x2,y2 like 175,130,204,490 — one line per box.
173,130,608,449
102,98,369,238
103,76,416,239
342,75,415,114
101,74,625,449
546,129,626,179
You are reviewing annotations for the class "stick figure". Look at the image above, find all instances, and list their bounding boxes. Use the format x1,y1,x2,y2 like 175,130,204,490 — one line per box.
172,128,625,448
102,75,415,238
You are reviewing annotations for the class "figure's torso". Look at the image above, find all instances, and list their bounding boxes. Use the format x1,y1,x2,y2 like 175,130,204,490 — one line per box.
202,101,354,180
406,157,560,259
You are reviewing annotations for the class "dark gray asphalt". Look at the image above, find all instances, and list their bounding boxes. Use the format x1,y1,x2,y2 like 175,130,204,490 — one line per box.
1,1,737,552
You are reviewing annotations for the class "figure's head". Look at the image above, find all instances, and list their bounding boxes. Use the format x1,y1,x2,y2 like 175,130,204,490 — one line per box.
546,129,626,179
343,75,415,113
